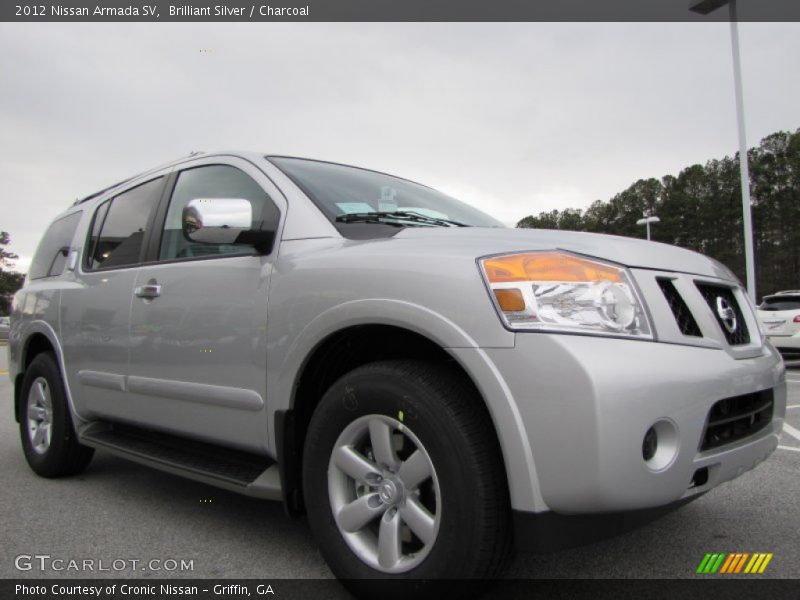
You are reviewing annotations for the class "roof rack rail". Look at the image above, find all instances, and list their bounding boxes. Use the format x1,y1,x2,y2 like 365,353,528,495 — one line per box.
71,175,137,206
71,151,205,207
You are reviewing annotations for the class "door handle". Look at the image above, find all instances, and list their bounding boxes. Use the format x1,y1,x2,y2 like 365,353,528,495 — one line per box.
134,282,161,299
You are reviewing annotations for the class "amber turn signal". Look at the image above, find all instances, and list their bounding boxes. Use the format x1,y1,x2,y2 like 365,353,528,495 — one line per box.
482,252,622,284
493,288,526,312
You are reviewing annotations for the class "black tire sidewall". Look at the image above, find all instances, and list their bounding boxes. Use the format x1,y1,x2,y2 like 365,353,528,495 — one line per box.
19,353,81,476
303,361,498,581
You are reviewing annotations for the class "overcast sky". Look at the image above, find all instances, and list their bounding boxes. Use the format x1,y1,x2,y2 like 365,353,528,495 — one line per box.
1,22,799,272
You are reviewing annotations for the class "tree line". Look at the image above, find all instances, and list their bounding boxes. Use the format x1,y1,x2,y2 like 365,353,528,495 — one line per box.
517,128,800,300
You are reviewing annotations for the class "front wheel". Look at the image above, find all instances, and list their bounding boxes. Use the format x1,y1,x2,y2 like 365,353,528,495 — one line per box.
302,360,511,590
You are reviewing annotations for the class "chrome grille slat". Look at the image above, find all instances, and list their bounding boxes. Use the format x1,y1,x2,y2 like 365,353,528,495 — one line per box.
633,269,762,355
696,283,751,346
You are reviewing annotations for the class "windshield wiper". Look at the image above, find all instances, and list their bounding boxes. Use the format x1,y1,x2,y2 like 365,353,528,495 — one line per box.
335,211,469,227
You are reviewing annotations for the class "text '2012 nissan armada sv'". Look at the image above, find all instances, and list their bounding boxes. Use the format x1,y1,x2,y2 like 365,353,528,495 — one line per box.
9,152,786,593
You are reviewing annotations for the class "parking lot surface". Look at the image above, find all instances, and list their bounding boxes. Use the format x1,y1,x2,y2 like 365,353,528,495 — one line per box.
1,344,799,581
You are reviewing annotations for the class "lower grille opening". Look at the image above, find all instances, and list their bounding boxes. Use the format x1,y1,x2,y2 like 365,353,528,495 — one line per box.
701,389,773,451
776,347,800,360
690,467,709,488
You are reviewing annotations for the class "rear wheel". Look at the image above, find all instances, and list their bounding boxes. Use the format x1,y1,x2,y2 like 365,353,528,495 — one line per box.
302,360,511,592
19,352,94,477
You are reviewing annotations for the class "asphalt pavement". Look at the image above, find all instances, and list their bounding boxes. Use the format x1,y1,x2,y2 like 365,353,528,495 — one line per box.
1,343,799,583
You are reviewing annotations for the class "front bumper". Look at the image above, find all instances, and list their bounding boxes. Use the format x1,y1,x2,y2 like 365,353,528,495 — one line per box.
512,495,701,552
482,333,785,514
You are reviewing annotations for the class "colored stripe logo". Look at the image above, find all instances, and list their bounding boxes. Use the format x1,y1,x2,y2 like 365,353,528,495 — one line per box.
697,552,773,574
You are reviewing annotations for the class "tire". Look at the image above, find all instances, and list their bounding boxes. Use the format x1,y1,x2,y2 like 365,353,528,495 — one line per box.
19,352,94,478
302,360,511,594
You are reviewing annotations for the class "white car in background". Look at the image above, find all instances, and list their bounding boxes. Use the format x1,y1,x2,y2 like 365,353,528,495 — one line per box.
758,291,800,359
0,316,10,341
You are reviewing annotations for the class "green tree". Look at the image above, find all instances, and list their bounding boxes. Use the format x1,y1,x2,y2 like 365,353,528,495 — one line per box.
516,128,800,298
0,231,24,314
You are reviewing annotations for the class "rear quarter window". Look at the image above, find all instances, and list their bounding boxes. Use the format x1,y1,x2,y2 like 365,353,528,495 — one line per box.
28,212,82,280
760,297,800,311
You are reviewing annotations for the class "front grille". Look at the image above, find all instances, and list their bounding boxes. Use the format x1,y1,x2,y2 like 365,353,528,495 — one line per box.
658,278,702,337
701,389,773,451
696,283,750,345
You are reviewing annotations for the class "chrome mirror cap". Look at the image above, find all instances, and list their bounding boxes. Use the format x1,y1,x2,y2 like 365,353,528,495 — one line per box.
182,198,253,245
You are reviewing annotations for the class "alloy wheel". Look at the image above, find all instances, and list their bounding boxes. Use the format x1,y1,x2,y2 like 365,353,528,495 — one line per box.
327,414,441,573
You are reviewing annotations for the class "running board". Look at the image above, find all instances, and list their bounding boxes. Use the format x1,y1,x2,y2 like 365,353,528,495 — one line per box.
79,423,281,501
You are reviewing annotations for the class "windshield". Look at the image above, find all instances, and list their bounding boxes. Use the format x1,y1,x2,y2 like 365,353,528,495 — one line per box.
268,157,505,237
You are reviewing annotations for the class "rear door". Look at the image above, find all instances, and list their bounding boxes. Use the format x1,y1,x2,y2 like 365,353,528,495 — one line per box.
62,177,168,419
125,157,283,453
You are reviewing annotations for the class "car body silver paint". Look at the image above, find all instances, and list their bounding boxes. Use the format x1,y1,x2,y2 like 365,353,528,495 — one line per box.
77,370,126,392
483,333,784,512
126,376,264,410
61,262,140,421
397,227,738,280
7,316,88,427
9,151,786,515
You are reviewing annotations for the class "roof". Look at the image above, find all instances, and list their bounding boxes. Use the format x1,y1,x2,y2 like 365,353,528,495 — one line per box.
71,151,206,206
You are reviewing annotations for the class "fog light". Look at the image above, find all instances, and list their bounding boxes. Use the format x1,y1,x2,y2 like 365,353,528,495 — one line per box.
642,427,658,461
642,420,679,471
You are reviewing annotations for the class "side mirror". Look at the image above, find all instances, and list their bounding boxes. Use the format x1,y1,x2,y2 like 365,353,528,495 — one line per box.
182,198,274,254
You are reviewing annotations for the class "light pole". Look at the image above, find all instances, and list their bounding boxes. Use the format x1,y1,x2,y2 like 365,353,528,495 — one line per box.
690,0,756,302
636,215,660,241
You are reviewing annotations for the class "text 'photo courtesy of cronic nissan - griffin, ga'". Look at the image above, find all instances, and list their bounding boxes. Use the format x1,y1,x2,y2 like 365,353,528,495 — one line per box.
7,152,786,597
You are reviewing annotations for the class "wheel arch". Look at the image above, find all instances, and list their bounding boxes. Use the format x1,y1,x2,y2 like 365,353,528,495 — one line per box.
270,296,543,515
14,323,73,425
276,322,500,515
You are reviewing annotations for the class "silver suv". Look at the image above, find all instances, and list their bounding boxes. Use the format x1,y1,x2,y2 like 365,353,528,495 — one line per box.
8,152,786,590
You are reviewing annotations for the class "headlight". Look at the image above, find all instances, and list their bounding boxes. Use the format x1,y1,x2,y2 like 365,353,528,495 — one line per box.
479,251,653,339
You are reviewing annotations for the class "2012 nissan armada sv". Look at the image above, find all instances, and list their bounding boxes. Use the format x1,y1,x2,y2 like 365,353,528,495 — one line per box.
9,152,786,592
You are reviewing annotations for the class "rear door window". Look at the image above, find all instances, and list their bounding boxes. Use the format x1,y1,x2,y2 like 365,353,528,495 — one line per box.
85,177,164,270
28,212,82,279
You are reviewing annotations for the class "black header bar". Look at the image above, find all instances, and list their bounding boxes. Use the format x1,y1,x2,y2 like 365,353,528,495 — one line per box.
3,578,800,600
2,0,800,23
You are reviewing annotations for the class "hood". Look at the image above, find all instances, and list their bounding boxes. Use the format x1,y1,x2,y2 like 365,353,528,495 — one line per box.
394,227,737,281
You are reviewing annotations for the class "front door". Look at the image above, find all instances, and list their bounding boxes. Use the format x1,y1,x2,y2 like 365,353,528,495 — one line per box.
126,159,282,453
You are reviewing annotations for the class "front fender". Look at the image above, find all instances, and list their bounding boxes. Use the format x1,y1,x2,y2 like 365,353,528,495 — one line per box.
12,319,87,426
268,298,488,420
266,298,547,513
